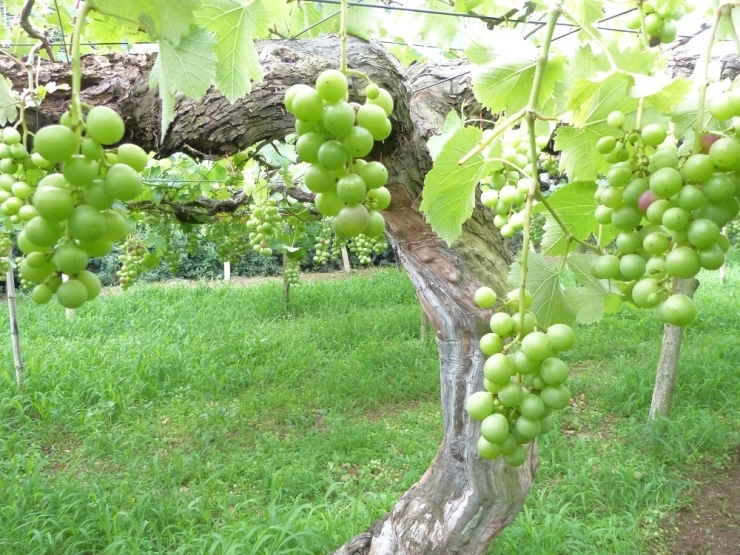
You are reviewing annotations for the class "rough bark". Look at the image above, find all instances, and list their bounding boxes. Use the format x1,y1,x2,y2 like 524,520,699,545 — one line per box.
3,37,535,554
648,278,699,423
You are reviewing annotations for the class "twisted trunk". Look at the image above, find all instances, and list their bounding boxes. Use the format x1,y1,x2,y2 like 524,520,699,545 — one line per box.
3,37,536,554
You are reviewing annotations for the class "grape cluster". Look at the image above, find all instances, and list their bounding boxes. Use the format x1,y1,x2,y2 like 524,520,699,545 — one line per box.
348,234,374,265
117,237,148,290
208,222,249,263
185,231,200,256
284,70,392,240
247,202,280,256
284,257,301,285
480,126,550,238
164,250,180,274
591,111,737,327
330,236,348,261
724,217,740,245
466,287,573,467
623,2,685,47
4,105,151,308
312,220,333,265
530,213,546,249
0,234,11,280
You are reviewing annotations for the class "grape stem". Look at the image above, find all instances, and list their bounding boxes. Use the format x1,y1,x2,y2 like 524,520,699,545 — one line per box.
517,1,562,340
70,1,92,131
692,8,723,154
339,0,348,73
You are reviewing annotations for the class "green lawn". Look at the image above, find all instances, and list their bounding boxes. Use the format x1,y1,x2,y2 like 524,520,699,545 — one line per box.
1,260,739,554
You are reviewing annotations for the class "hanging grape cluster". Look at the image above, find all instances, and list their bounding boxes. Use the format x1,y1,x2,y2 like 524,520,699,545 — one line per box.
348,234,374,265
465,287,573,467
284,69,392,240
480,126,550,238
724,216,740,246
590,110,738,327
623,2,685,47
0,233,11,280
117,237,148,290
247,201,280,256
207,221,249,263
1,105,152,308
529,213,546,250
312,220,333,265
284,256,301,285
185,231,200,256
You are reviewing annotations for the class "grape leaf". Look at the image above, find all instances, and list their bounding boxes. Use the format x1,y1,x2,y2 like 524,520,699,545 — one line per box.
420,126,491,245
507,252,576,328
473,29,565,113
673,83,724,154
0,76,20,125
563,253,616,324
149,25,217,137
285,2,337,37
427,111,464,161
399,0,463,48
89,0,199,45
346,4,381,41
533,181,614,255
198,0,287,104
556,74,637,180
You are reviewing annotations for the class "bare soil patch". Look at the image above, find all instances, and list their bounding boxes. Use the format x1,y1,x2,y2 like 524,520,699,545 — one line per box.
665,448,740,555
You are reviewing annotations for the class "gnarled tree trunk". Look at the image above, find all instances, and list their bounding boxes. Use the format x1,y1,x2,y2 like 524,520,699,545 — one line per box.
3,37,536,554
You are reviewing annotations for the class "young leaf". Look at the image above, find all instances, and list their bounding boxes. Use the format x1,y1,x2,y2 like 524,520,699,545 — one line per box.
90,0,199,45
149,25,217,137
507,252,576,328
420,126,492,245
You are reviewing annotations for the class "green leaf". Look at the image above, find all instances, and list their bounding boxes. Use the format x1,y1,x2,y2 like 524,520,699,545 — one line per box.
346,5,381,41
420,126,489,245
152,0,201,45
563,253,615,324
534,181,615,255
427,111,464,161
472,29,565,114
643,76,691,113
198,0,288,104
149,25,217,137
556,74,640,180
285,2,337,37
0,76,20,125
399,0,463,48
506,252,576,328
90,0,199,45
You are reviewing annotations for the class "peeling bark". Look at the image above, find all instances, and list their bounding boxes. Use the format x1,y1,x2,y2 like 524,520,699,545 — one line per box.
4,37,535,554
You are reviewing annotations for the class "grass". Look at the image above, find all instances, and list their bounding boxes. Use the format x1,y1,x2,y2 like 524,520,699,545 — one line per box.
1,259,739,554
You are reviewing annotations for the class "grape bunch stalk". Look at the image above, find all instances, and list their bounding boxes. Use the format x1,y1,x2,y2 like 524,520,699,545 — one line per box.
465,287,573,467
284,69,392,240
590,110,737,327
